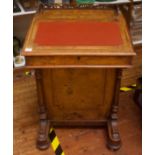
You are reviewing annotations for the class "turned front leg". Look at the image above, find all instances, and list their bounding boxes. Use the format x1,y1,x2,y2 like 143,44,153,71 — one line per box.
35,70,50,150
107,70,122,150
107,105,121,150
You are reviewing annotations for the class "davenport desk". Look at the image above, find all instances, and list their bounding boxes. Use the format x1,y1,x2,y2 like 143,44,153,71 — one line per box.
22,8,135,151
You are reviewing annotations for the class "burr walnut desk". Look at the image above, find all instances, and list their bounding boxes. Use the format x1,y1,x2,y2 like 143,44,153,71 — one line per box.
22,9,135,151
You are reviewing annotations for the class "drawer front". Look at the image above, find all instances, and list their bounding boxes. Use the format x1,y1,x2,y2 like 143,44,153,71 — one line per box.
25,55,133,68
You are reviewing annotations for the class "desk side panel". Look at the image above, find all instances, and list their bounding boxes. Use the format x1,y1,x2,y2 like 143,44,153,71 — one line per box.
41,68,116,121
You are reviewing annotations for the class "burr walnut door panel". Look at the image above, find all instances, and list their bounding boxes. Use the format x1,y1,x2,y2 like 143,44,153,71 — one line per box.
41,68,117,121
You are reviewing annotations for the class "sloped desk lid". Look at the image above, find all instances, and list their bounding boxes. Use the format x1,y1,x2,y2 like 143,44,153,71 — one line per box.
22,9,135,68
22,9,135,56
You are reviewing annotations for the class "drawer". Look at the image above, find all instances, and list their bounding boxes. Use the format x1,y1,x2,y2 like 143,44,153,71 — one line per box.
25,55,133,68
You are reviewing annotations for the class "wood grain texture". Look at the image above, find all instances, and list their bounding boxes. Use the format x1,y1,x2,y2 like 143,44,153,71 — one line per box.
20,8,135,150
13,75,142,155
41,69,116,121
25,55,133,68
22,9,135,68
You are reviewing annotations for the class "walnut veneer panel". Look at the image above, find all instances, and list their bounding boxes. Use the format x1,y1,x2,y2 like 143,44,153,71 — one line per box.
42,68,116,121
25,55,133,68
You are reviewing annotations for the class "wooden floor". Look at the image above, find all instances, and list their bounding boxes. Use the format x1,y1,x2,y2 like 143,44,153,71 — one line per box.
13,71,142,155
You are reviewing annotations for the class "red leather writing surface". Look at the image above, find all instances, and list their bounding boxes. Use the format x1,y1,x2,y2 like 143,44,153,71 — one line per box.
34,21,122,46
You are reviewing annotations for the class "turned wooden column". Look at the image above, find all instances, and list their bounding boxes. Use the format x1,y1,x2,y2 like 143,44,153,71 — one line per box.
35,69,50,150
107,69,122,150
